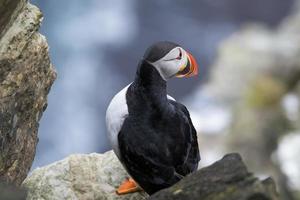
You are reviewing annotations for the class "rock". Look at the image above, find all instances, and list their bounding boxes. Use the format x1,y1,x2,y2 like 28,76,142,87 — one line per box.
0,0,56,185
23,151,148,200
227,76,290,173
191,1,300,199
0,0,25,38
23,151,278,200
277,133,300,190
227,79,293,188
201,11,300,105
0,180,27,200
150,153,279,200
216,4,300,198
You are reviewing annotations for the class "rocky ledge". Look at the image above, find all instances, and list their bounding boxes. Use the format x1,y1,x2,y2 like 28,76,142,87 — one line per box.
23,151,148,200
23,151,279,200
150,154,278,200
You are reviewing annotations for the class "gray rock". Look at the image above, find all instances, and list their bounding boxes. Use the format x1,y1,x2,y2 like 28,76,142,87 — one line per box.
227,76,290,173
23,151,279,200
201,9,300,105
23,151,148,200
192,1,300,199
150,153,279,200
0,0,56,185
0,0,25,38
0,180,27,200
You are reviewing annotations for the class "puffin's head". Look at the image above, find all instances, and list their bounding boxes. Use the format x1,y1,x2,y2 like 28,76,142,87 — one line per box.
143,41,198,80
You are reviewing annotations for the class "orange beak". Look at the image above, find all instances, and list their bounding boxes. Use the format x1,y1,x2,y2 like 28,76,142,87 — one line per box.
176,52,199,78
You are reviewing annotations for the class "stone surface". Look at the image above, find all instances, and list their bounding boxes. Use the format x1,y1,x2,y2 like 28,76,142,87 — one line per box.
192,1,300,199
0,0,25,37
150,154,279,200
24,151,279,200
0,180,27,200
23,151,148,200
219,5,300,199
202,15,300,105
277,133,300,190
227,76,289,172
0,0,56,185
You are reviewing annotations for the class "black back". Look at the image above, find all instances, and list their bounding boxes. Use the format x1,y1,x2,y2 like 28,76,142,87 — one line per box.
118,60,200,194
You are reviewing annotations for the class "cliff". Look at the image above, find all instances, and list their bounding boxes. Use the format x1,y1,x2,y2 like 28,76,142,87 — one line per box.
0,0,56,185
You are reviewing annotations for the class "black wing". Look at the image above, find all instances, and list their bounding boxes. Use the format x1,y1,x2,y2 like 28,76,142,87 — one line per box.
118,100,200,194
171,101,200,175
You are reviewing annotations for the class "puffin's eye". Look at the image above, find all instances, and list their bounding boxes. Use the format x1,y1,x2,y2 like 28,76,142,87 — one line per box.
163,49,182,61
176,49,182,60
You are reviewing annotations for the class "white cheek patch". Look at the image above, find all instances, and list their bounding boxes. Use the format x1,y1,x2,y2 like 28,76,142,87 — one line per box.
151,47,187,80
164,47,180,60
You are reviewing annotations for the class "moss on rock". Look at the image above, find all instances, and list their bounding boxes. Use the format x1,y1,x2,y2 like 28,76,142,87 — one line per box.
245,76,286,108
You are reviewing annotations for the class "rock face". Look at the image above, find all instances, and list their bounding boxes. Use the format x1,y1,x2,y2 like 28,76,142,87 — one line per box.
150,154,279,200
0,180,27,200
24,151,278,200
23,151,148,200
195,1,300,199
0,0,56,185
0,0,25,38
202,3,300,105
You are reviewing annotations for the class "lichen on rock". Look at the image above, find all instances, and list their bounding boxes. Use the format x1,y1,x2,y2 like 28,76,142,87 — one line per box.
23,151,148,200
23,151,279,200
0,0,56,185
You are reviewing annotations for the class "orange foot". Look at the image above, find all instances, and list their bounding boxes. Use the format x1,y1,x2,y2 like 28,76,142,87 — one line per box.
116,178,142,195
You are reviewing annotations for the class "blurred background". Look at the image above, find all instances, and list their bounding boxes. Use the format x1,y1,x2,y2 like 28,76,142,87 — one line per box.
30,0,300,199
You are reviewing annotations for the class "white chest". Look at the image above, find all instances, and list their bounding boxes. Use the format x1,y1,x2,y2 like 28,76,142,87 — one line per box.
105,83,176,159
105,84,130,159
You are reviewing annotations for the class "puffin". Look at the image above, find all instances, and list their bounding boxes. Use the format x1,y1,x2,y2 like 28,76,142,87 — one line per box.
106,41,200,195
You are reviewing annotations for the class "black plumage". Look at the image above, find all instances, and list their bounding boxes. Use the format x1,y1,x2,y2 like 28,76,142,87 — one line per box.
118,58,200,195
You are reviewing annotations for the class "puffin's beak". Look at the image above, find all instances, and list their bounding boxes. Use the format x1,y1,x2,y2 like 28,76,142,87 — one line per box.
176,52,199,78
